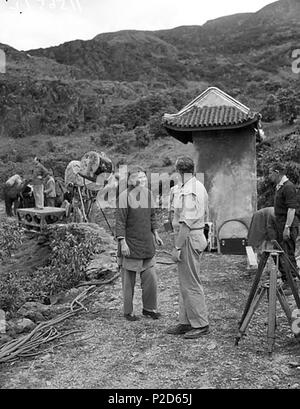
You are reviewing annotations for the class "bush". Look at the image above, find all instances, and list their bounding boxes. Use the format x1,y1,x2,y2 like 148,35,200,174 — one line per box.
257,133,300,208
0,222,113,312
0,271,26,312
149,113,169,139
261,104,277,122
32,224,105,297
135,126,150,148
46,140,56,152
0,219,24,261
162,156,173,167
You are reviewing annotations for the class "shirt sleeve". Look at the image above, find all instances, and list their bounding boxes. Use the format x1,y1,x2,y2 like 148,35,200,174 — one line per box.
115,190,128,238
150,191,159,231
284,184,298,209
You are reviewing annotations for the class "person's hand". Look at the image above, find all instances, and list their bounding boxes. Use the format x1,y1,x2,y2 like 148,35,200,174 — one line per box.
171,247,182,263
120,239,130,257
283,225,290,241
154,232,164,247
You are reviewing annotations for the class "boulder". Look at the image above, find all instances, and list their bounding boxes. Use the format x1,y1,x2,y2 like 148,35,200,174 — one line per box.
0,334,13,346
86,252,119,280
7,318,36,334
17,301,51,322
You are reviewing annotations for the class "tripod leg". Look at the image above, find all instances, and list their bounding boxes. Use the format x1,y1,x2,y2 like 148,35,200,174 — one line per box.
239,252,269,328
77,186,88,223
277,287,292,324
267,268,277,356
235,287,266,346
284,254,300,309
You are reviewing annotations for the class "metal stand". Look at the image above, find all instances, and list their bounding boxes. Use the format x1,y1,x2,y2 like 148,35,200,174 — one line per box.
235,246,300,356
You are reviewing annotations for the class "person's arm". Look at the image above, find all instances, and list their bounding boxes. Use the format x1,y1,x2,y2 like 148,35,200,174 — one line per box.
115,191,130,256
38,163,50,178
284,208,296,239
171,193,197,262
283,184,298,239
150,191,163,246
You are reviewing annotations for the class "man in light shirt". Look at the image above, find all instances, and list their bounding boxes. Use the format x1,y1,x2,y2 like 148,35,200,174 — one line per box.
44,170,56,207
167,156,210,339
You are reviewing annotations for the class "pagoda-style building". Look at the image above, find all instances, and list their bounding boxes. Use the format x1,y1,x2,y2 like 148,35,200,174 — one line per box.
162,87,261,254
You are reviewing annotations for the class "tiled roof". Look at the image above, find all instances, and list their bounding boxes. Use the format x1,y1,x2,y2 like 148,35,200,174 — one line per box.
163,105,259,130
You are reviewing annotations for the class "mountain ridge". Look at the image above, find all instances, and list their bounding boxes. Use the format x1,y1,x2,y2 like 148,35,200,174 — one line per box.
0,0,299,139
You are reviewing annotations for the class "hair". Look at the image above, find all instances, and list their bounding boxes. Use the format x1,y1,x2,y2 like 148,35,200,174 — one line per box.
127,165,146,179
175,156,195,174
270,162,286,175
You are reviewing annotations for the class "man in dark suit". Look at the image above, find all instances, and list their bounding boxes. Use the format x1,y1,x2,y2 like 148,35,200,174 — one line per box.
269,163,299,289
115,166,163,321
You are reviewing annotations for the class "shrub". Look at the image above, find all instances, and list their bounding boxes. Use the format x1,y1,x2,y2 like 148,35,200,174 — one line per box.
149,113,169,139
0,219,24,261
46,140,56,152
257,134,300,208
0,272,26,312
134,126,150,148
0,223,113,312
261,104,277,122
31,223,107,297
162,156,173,167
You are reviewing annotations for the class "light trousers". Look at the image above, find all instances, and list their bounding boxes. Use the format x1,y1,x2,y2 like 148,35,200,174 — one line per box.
33,184,44,209
177,231,209,328
122,266,158,315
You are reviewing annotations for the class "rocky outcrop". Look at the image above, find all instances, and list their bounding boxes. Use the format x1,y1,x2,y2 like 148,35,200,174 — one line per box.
7,318,36,335
86,253,119,281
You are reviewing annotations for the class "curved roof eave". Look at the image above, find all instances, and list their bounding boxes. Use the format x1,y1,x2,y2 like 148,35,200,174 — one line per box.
163,117,259,133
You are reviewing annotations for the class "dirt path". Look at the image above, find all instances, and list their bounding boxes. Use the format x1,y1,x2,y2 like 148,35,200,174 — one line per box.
0,250,299,389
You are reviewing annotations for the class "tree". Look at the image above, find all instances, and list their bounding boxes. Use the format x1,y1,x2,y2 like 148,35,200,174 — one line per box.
278,90,297,125
134,126,150,148
149,113,169,139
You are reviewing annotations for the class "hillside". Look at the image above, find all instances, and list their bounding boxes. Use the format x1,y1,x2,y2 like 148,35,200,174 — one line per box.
27,0,300,92
0,0,299,161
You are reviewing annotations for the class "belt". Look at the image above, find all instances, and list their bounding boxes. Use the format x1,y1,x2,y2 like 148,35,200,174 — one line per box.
190,227,204,231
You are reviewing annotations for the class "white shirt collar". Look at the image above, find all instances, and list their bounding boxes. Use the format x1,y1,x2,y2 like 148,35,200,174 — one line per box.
276,175,288,191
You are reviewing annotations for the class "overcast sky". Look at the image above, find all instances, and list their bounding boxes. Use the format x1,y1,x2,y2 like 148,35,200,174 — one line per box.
0,0,275,51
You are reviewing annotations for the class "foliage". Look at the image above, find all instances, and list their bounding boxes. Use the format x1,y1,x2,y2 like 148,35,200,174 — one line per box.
0,219,24,261
277,90,298,125
134,126,150,148
257,133,300,208
0,223,111,312
148,113,169,140
0,271,26,312
107,93,173,131
260,103,277,122
162,156,173,167
31,224,105,298
0,220,26,311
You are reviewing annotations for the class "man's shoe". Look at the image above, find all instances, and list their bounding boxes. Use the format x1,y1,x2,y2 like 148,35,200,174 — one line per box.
142,309,161,319
183,326,210,339
166,324,193,335
124,314,139,321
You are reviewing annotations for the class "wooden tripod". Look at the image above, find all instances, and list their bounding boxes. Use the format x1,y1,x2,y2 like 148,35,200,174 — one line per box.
235,245,300,355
